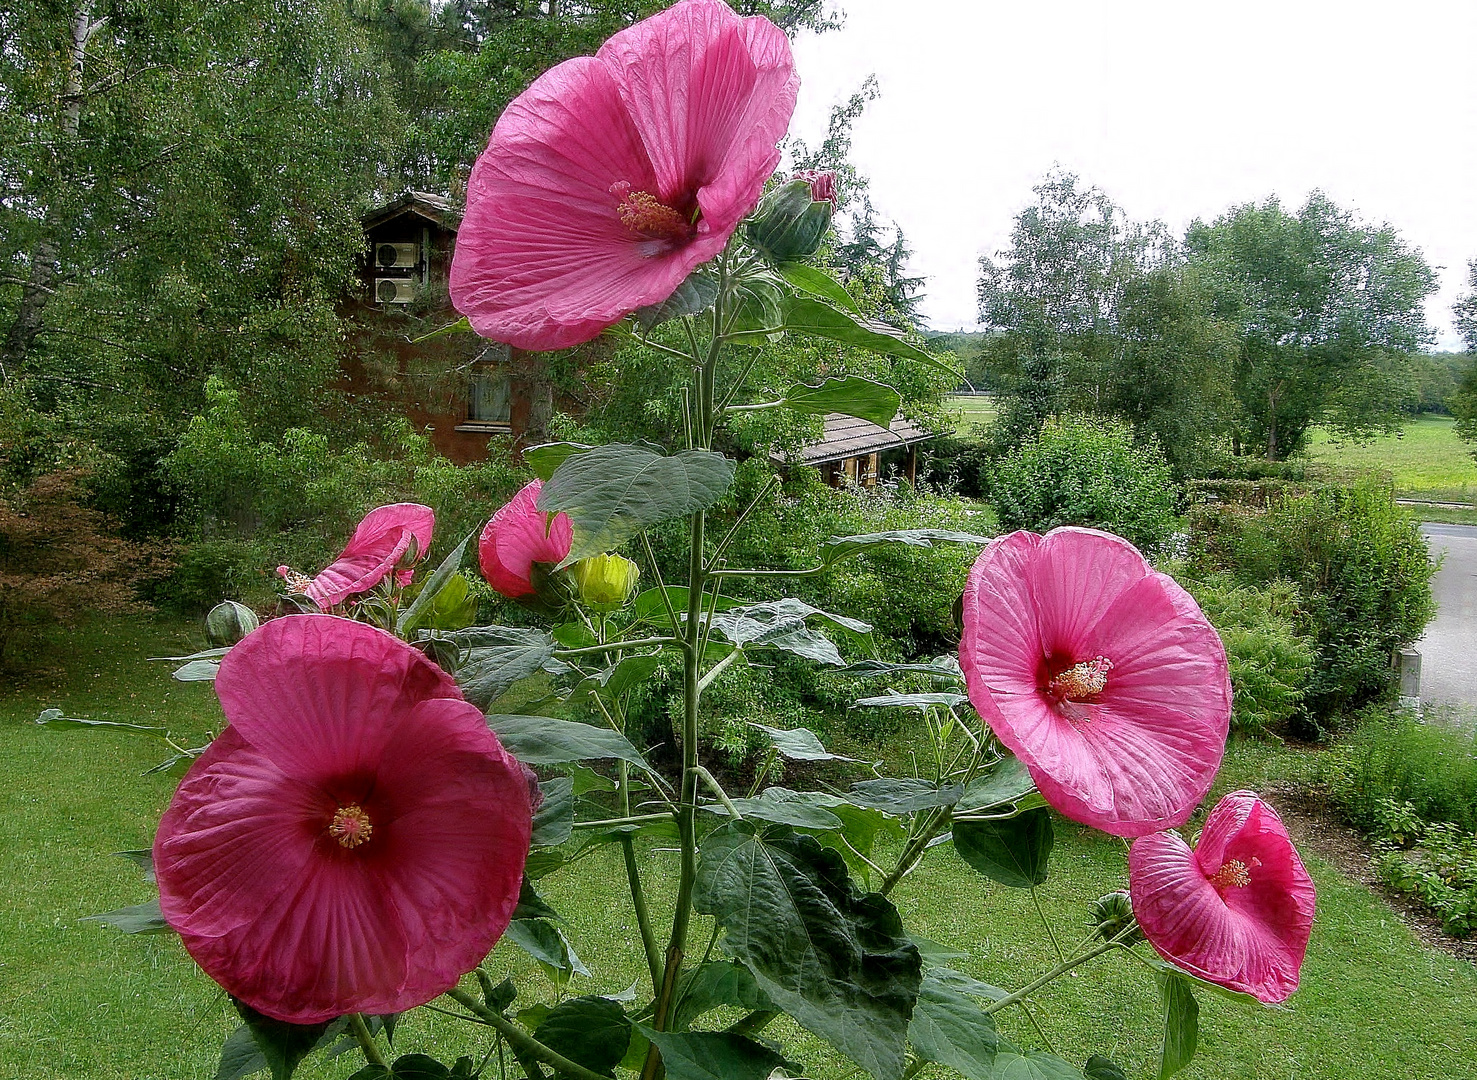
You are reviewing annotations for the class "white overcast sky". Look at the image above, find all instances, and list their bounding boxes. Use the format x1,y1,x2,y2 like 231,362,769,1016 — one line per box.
786,0,1477,348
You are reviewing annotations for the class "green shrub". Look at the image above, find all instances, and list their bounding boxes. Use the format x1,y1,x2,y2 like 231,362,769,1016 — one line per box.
1368,798,1477,937
1178,572,1314,736
1189,476,1435,730
988,415,1177,553
1320,713,1477,834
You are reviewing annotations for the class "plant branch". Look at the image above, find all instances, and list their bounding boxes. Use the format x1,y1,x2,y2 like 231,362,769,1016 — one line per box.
693,765,742,819
553,636,674,658
621,831,664,994
640,532,682,634
979,941,1119,1016
348,1013,388,1069
445,989,612,1080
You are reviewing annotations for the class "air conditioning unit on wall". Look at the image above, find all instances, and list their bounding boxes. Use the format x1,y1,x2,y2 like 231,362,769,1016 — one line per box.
375,242,419,269
376,278,415,305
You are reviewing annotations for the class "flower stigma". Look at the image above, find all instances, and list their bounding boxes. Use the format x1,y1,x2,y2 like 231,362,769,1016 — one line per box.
329,804,374,849
610,181,695,245
1207,856,1260,890
1048,656,1114,702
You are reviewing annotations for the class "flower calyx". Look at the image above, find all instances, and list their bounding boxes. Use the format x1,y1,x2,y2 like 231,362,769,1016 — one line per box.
745,174,835,264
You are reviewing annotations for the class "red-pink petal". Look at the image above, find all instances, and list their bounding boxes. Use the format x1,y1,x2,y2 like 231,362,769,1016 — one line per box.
1130,792,1315,1003
478,480,573,598
213,615,461,784
307,503,435,608
961,527,1230,837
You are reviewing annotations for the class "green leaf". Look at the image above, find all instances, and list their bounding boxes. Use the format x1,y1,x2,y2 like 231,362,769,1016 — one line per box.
671,960,773,1033
634,270,719,330
853,691,968,711
637,1028,786,1080
448,627,560,709
704,598,870,666
409,316,472,343
989,1048,1084,1079
701,787,844,830
749,722,857,762
822,529,990,566
565,654,663,708
633,586,742,623
215,1024,268,1080
115,848,156,882
524,848,566,880
231,1001,343,1080
533,996,631,1077
531,776,574,848
396,531,474,635
538,444,735,566
503,919,589,987
726,278,786,345
83,897,173,935
525,442,594,482
34,708,164,734
783,296,958,375
839,658,963,680
775,262,861,313
388,1055,450,1080
488,715,650,769
953,807,1053,888
845,779,963,816
1139,954,1264,1005
907,976,1002,1080
923,966,1008,1003
477,969,518,1013
1155,971,1199,1080
1083,1056,1129,1080
694,822,922,1080
781,376,900,429
956,757,1036,814
410,573,478,632
173,659,221,682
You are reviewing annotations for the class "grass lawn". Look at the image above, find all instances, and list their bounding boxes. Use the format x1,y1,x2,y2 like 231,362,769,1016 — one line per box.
1306,415,1477,505
947,395,998,436
3,618,1476,1079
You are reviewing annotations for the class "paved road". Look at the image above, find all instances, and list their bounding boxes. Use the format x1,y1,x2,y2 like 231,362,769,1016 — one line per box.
1416,523,1477,707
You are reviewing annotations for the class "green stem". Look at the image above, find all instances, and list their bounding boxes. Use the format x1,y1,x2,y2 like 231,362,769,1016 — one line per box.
622,831,664,994
570,811,671,830
706,565,826,578
709,474,780,567
446,989,610,1080
878,806,951,897
1031,886,1065,962
693,764,743,819
979,942,1118,1016
553,636,674,658
696,646,741,694
640,532,682,634
348,1013,388,1069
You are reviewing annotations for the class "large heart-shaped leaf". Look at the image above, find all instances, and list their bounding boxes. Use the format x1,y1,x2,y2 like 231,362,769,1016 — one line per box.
956,757,1036,814
634,270,719,330
845,778,963,816
488,715,649,769
694,822,922,1080
853,691,968,711
230,1001,343,1080
638,1028,786,1080
783,296,958,376
701,787,844,830
538,444,735,565
671,960,773,1033
533,996,631,1077
750,723,857,762
989,1047,1084,1079
531,776,574,847
907,976,1002,1080
781,376,900,429
445,626,559,709
503,919,589,986
953,807,1053,888
822,529,990,566
775,262,861,313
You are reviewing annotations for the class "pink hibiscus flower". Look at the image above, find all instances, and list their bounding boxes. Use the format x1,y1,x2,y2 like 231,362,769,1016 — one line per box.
449,0,799,350
1130,791,1316,1003
479,480,574,598
277,503,435,610
153,616,532,1023
959,527,1231,837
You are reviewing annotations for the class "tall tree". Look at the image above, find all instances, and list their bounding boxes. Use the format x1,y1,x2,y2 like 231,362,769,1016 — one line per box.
1186,193,1436,459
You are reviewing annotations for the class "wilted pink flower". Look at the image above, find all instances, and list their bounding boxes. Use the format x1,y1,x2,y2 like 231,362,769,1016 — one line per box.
153,616,532,1023
449,0,798,350
960,528,1230,837
798,169,836,203
479,480,573,598
1130,791,1315,1003
277,503,435,610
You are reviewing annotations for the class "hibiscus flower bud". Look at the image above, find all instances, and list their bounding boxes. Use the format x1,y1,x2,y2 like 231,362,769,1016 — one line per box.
745,175,834,264
572,553,641,612
204,600,259,647
1086,890,1144,946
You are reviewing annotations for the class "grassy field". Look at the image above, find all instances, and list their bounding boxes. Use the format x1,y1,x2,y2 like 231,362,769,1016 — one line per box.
947,394,998,435
1306,415,1477,505
3,618,1477,1079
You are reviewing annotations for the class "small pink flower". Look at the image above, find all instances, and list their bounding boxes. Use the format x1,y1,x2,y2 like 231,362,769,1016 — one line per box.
960,528,1231,837
1130,791,1316,1003
279,503,435,610
153,616,532,1023
479,480,573,598
449,0,798,350
798,169,836,203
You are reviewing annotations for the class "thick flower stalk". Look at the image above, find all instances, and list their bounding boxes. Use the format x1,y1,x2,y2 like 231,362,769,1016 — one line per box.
1130,791,1316,1003
960,527,1231,837
153,615,533,1023
479,480,574,598
449,0,798,349
277,503,435,610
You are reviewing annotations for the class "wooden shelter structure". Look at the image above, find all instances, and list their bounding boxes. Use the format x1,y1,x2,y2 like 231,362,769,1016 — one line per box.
774,412,940,487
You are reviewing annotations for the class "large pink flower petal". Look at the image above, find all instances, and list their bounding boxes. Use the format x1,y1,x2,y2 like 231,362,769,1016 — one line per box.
307,503,435,608
478,480,572,598
960,528,1231,837
213,616,461,784
1130,792,1315,1003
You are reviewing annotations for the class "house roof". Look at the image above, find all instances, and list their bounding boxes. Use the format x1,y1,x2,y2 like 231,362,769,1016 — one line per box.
776,412,941,467
361,191,462,232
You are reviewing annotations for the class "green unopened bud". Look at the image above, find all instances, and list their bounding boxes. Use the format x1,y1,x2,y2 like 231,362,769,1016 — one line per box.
745,174,836,264
1087,890,1144,945
572,553,641,612
205,600,259,647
